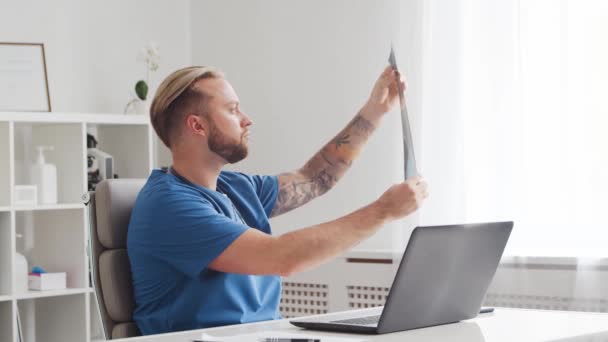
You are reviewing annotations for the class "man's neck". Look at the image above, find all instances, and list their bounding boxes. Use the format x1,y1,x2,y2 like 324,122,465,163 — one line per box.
171,149,225,191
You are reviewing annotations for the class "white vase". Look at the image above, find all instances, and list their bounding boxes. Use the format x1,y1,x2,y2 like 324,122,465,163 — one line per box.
15,252,29,293
135,99,149,115
124,98,149,115
15,233,29,293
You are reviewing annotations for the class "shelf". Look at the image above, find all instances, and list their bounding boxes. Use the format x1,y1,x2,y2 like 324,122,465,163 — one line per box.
15,288,90,300
13,203,85,211
0,111,153,342
0,301,12,342
84,114,150,125
1,288,93,301
0,111,150,125
14,122,86,204
18,293,87,342
0,213,12,296
88,123,153,178
89,291,104,341
16,209,87,289
0,122,9,207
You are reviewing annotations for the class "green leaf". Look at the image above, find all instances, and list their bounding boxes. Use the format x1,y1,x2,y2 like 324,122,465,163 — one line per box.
135,80,148,100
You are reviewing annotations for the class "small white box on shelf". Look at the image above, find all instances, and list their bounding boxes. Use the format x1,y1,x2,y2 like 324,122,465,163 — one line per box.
14,185,38,205
28,272,67,291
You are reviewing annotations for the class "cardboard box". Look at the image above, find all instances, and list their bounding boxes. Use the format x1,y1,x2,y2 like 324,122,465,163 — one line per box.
28,272,67,291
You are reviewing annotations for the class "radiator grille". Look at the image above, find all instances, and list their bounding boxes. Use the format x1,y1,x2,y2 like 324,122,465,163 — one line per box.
484,293,608,312
347,285,390,308
280,281,329,318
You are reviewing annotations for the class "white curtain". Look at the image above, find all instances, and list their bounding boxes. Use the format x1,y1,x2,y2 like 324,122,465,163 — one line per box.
418,0,608,257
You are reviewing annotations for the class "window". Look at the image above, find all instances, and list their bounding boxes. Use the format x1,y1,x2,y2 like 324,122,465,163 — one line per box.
419,0,608,257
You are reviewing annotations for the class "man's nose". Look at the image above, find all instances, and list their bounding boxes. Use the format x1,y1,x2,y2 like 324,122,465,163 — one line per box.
240,111,253,127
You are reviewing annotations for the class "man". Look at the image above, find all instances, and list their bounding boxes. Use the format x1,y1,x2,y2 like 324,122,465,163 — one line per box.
127,65,428,335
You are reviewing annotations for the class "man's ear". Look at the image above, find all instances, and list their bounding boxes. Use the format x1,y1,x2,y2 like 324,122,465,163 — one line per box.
185,114,209,138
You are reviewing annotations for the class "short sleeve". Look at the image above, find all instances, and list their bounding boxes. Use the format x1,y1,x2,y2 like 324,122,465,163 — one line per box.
142,193,249,279
240,174,278,217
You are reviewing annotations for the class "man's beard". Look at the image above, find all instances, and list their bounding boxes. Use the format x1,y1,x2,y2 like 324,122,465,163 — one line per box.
207,119,249,164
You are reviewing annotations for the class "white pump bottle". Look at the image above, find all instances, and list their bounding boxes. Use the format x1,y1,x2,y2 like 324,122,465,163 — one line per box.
30,146,57,204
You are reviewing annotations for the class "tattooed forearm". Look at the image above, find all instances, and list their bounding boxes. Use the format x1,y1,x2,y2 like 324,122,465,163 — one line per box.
271,168,337,217
322,114,374,170
351,115,375,134
333,134,351,148
271,111,379,218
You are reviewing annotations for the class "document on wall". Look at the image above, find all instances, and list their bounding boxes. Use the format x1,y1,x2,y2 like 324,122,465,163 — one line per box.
388,45,418,180
0,44,50,111
198,331,368,342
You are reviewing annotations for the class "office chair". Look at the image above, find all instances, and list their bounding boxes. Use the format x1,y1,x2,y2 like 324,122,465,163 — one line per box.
85,179,145,339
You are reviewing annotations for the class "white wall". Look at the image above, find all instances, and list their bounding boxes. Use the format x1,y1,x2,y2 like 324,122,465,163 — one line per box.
0,0,425,251
0,0,192,114
190,0,424,251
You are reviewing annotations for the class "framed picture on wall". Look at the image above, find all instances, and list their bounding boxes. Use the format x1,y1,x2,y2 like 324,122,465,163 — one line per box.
0,42,51,112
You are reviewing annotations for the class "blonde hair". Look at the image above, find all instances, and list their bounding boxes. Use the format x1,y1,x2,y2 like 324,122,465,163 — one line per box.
150,66,224,147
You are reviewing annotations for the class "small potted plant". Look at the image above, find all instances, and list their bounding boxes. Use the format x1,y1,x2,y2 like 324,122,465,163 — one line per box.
125,42,160,115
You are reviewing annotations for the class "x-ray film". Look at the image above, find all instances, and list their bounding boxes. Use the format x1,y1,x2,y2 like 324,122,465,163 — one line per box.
389,46,417,180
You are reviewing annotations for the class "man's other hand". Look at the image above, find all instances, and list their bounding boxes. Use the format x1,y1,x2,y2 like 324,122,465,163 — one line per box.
374,175,428,220
363,66,406,118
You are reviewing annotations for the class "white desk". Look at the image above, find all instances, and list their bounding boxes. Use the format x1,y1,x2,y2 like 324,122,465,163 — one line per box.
115,308,608,342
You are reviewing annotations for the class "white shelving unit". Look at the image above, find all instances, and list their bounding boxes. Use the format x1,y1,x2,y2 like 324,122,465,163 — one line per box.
0,112,155,342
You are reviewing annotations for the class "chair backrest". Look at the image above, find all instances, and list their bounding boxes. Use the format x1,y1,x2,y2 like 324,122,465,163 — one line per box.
86,179,146,339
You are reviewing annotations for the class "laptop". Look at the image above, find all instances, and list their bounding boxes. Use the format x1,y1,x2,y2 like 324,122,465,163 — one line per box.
290,221,513,334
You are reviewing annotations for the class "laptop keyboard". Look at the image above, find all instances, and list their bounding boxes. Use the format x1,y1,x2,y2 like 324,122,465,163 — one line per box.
330,315,381,325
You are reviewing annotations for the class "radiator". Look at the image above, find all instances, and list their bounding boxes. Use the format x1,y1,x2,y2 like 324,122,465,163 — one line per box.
282,255,608,315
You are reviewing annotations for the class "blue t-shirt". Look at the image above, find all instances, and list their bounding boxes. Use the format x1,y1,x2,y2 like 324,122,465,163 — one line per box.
127,169,281,335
